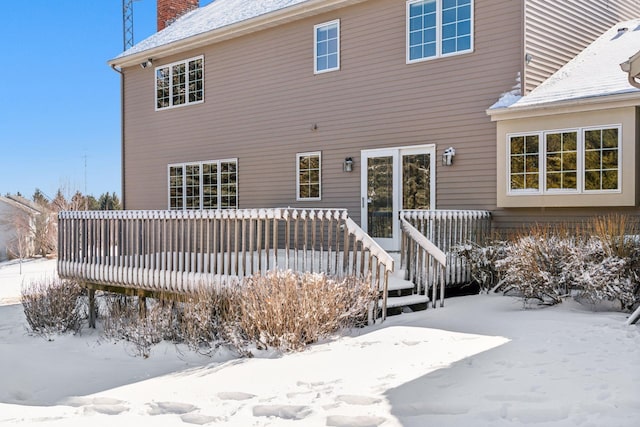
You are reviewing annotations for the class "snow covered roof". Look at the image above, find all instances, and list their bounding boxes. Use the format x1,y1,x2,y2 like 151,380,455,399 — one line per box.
0,196,43,215
491,18,640,112
111,0,364,66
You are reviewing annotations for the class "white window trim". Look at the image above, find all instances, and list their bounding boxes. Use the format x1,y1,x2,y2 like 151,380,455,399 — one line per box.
167,158,238,210
155,55,205,111
296,151,322,201
582,125,622,193
406,0,474,64
506,132,542,195
506,125,622,196
314,20,340,74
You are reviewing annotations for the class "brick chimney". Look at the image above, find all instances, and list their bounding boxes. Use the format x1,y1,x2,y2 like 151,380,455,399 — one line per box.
157,0,199,31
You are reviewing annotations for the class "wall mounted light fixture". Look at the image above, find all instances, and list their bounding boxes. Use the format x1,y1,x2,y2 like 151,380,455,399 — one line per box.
140,58,153,69
343,157,353,172
442,147,455,166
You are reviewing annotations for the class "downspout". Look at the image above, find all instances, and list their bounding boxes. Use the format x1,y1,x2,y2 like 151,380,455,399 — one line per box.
627,74,640,90
111,64,126,209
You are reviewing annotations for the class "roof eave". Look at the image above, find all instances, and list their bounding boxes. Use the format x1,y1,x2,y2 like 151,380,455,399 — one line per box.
487,91,640,121
108,0,367,68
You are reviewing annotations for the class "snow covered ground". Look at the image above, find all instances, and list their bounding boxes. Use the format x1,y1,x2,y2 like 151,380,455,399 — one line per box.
0,259,639,426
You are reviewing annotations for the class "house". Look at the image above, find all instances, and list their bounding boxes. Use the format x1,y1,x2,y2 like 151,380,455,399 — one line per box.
0,195,43,261
488,18,640,228
56,0,640,320
107,0,638,249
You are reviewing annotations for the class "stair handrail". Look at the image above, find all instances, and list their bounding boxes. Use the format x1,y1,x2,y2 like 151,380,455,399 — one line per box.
400,217,446,308
344,217,394,320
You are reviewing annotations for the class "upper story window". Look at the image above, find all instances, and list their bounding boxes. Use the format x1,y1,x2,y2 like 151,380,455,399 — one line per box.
156,56,204,110
168,159,237,210
508,126,620,195
314,20,340,74
297,152,321,200
407,0,473,63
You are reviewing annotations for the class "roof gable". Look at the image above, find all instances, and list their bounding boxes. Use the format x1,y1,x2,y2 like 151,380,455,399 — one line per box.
111,0,364,66
497,18,640,111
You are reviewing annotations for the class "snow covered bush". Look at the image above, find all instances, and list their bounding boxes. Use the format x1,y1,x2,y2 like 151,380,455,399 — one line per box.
496,230,578,306
236,271,376,351
492,217,640,309
101,294,176,358
21,278,85,336
458,240,507,292
175,286,238,353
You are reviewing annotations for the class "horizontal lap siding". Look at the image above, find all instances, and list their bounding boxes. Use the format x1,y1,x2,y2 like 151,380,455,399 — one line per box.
524,0,640,93
124,0,524,225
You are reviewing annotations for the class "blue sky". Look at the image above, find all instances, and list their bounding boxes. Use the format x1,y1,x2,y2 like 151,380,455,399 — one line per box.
0,0,213,201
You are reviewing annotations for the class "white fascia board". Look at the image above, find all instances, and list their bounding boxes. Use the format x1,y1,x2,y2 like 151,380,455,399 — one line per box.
620,49,640,76
108,0,367,68
486,91,640,121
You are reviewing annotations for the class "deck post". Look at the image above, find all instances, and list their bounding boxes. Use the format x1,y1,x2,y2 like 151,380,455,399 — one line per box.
88,289,96,328
138,295,147,318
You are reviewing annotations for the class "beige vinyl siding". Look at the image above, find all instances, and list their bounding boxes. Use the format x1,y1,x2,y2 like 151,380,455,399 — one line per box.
524,0,640,93
123,0,524,226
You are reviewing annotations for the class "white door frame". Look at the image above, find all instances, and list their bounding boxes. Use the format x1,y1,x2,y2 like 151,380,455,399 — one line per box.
361,144,436,251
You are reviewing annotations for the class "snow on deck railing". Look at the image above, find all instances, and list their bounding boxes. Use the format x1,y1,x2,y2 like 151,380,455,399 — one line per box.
57,208,394,320
400,218,446,308
400,210,491,289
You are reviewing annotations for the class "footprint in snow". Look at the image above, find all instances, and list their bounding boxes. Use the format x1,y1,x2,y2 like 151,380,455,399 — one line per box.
336,395,382,406
217,391,255,401
148,401,198,416
252,405,312,420
326,415,387,427
181,413,220,425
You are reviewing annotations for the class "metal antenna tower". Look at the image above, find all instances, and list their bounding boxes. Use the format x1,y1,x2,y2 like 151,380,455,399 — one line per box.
122,0,139,51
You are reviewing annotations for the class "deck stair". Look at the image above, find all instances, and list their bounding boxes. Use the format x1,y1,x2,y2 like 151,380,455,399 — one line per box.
381,253,430,316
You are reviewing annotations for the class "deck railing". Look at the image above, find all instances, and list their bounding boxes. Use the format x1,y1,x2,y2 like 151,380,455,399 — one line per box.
400,218,447,308
57,208,394,318
400,210,491,286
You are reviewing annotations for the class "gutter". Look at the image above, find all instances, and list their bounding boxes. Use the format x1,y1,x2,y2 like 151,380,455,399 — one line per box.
486,90,640,121
620,49,640,89
111,65,126,209
108,0,367,68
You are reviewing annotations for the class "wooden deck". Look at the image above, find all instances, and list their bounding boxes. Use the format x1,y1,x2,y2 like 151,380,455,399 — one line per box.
57,208,491,321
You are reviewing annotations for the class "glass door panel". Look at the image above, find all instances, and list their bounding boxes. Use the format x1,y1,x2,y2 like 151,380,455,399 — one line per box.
367,156,394,239
402,153,431,210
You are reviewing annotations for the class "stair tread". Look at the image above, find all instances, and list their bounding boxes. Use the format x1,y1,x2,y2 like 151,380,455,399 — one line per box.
382,293,430,308
386,276,417,292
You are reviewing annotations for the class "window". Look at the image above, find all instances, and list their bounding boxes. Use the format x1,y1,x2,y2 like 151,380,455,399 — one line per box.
546,131,577,191
168,159,237,210
584,128,619,191
509,134,539,192
507,126,620,195
314,20,340,73
297,152,321,200
407,0,473,63
156,56,204,110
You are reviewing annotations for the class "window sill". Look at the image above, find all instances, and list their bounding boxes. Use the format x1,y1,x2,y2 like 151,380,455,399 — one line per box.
498,191,632,208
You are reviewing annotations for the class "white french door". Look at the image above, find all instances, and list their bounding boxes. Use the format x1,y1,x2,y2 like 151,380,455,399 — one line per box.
361,145,435,251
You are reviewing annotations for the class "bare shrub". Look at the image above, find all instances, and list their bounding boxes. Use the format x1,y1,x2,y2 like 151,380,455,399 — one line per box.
101,294,178,358
236,271,376,351
174,286,238,353
458,240,507,292
21,279,85,336
590,214,638,258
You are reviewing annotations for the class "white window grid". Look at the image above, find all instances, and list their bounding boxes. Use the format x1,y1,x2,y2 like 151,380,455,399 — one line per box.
506,125,621,196
155,56,204,110
168,159,238,210
314,20,340,74
406,0,474,64
296,152,322,201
